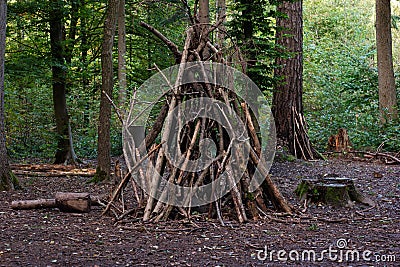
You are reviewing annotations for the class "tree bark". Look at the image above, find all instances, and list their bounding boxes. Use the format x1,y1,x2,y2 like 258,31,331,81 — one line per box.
216,0,226,46
198,0,210,59
117,0,127,110
0,0,14,191
240,0,254,73
96,0,120,181
376,0,398,123
272,0,317,160
80,0,90,132
50,0,78,164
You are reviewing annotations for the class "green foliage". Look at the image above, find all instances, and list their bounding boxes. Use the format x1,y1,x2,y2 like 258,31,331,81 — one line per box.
3,0,399,162
308,224,319,231
4,0,186,160
227,0,280,92
303,0,400,152
4,56,56,159
5,0,106,160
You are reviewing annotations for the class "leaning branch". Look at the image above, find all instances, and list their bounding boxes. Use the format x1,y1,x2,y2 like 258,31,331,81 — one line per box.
102,142,164,216
139,21,182,63
353,151,400,164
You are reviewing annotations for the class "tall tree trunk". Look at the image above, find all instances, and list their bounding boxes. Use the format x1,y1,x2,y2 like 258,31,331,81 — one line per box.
80,0,90,132
96,0,120,181
50,0,77,164
272,0,317,160
118,0,127,110
216,0,226,46
0,0,14,191
198,0,210,59
376,0,398,123
240,0,254,73
65,0,80,65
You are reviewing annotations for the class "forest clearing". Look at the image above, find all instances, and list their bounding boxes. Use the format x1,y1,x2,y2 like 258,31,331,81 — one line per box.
1,158,399,266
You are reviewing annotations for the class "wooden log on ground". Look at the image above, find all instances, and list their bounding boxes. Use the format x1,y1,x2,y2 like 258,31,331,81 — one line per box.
11,192,93,213
55,192,91,212
10,164,96,177
11,199,57,210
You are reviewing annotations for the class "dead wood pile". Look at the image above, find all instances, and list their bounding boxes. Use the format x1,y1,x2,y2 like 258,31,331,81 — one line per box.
103,16,294,223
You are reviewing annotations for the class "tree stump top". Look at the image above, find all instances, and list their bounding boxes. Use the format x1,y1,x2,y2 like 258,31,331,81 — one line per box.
295,176,375,207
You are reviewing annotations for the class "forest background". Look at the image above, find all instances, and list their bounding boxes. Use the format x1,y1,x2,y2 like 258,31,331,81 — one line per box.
3,0,399,162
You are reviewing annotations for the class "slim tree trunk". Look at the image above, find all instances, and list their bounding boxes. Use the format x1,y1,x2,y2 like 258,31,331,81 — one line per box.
80,0,90,131
96,0,120,181
50,0,77,164
0,0,14,191
272,0,317,160
118,0,127,110
376,0,398,123
65,0,80,65
216,0,226,46
198,0,210,59
240,0,254,73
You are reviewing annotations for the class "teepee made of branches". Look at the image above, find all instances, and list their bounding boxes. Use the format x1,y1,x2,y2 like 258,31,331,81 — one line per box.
102,15,294,223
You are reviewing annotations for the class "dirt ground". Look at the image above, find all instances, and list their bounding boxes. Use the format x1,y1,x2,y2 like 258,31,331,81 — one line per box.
0,158,399,266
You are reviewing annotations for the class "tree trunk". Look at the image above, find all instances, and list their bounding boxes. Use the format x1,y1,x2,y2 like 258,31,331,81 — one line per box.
64,0,80,65
96,0,120,181
50,0,77,164
80,0,90,132
216,0,226,46
198,0,210,60
272,0,317,160
117,0,127,111
240,0,254,74
376,0,398,123
0,0,14,191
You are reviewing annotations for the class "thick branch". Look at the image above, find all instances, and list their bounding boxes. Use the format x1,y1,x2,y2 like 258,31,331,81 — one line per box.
139,21,182,63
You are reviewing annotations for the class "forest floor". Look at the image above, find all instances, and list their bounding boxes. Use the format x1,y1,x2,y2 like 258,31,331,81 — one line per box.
0,158,399,266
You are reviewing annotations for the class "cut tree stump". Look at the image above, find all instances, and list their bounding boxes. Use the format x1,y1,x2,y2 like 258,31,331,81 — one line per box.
295,177,375,207
327,128,351,152
11,192,97,213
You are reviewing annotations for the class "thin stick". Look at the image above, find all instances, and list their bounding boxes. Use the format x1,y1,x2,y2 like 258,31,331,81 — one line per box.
102,142,164,216
241,103,261,155
154,120,202,222
249,146,294,214
352,151,400,164
154,63,175,92
103,90,123,123
215,199,225,226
